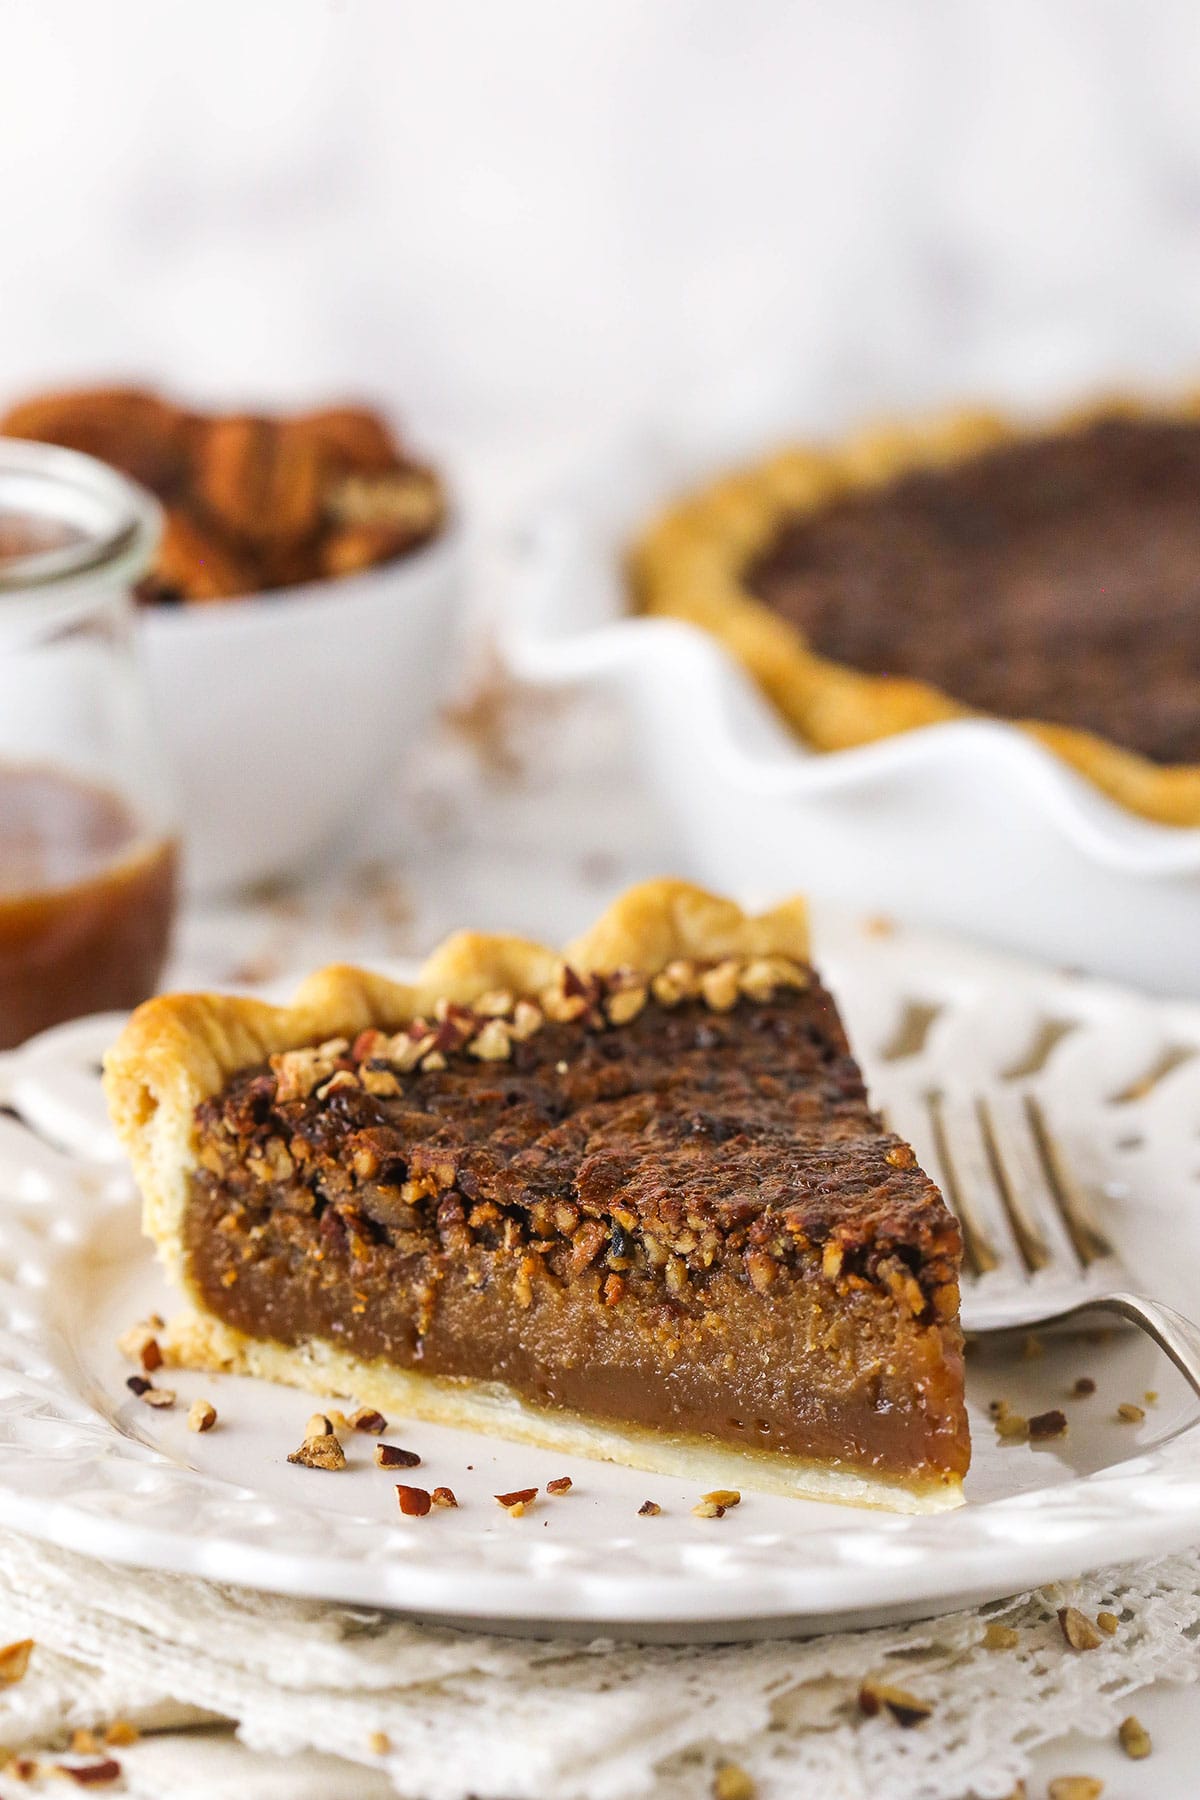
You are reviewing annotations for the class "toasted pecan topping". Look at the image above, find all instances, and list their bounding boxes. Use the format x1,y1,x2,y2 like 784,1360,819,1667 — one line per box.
545,1476,573,1495
638,1500,662,1517
431,1486,458,1509
193,960,959,1375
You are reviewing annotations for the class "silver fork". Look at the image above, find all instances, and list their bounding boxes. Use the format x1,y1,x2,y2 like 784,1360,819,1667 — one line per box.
884,1086,1200,1395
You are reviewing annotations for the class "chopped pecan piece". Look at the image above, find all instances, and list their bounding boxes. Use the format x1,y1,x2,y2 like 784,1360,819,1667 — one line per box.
713,1766,756,1800
545,1476,573,1495
0,1639,32,1684
1057,1606,1103,1651
431,1486,458,1509
56,1761,123,1787
994,1411,1030,1442
1028,1409,1068,1441
396,1484,432,1517
187,1399,217,1433
1117,1714,1150,1759
349,1407,388,1435
637,1500,662,1517
495,1487,538,1516
857,1679,932,1727
288,1435,346,1471
375,1444,421,1469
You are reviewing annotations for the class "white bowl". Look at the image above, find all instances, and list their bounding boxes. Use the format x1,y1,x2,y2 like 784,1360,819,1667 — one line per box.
506,431,1200,997
142,530,463,894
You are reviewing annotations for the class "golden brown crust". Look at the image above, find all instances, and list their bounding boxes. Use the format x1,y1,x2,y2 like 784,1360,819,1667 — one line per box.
103,880,808,1291
630,394,1200,827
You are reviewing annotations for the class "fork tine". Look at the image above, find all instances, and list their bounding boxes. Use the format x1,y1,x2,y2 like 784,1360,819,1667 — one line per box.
926,1092,1028,1278
977,1091,1084,1277
1023,1095,1114,1266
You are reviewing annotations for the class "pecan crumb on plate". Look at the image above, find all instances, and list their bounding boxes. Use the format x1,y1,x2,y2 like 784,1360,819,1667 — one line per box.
396,1485,432,1517
375,1444,421,1469
287,1436,346,1471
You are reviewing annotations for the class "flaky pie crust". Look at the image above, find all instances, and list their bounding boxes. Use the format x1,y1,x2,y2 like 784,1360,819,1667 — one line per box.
103,879,962,1512
630,395,1200,828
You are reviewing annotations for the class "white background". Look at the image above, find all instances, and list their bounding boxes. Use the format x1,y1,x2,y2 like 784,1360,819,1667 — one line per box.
4,0,1200,473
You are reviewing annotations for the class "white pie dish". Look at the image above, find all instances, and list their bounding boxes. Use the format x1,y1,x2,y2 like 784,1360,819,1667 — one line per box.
504,431,1200,997
1,914,1198,1640
140,527,464,896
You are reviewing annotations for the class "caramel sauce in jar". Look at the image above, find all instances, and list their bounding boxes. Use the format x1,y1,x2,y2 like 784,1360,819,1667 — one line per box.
0,764,177,1049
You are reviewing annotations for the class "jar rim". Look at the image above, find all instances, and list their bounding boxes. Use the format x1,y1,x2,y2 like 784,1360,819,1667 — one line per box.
0,438,161,596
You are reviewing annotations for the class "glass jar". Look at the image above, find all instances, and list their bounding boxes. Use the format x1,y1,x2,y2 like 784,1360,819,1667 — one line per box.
0,438,178,1049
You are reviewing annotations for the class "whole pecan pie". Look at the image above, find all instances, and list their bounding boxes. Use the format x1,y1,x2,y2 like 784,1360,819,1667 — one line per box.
104,881,969,1512
631,402,1200,826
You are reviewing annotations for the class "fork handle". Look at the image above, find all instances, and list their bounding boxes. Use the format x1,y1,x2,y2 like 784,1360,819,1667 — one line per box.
1061,1292,1200,1401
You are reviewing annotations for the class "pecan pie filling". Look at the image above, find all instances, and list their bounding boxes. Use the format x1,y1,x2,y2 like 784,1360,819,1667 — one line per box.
185,962,967,1486
747,415,1200,766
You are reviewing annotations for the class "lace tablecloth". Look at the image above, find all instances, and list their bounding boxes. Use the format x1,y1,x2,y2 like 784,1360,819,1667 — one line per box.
0,680,1195,1796
0,1529,1195,1799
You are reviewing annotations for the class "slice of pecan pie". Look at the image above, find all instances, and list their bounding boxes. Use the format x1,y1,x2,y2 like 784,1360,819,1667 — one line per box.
104,881,968,1512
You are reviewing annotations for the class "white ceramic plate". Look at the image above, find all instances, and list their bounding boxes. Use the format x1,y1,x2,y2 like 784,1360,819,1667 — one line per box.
1,919,1199,1640
505,430,1200,996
